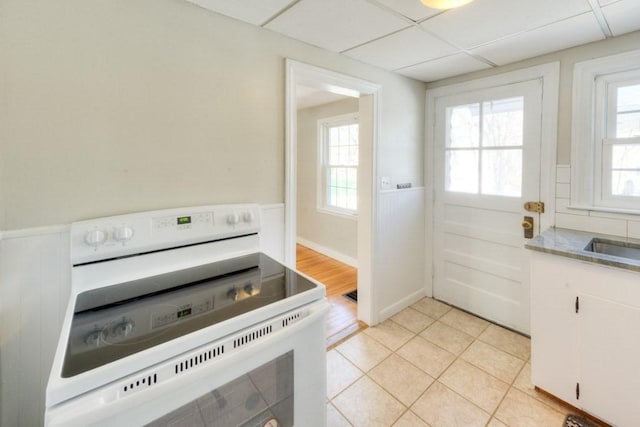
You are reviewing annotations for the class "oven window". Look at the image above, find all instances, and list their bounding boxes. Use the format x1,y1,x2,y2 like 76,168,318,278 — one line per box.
146,351,294,427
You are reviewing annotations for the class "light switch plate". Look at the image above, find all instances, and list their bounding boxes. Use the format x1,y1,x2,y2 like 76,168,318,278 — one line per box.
381,176,391,189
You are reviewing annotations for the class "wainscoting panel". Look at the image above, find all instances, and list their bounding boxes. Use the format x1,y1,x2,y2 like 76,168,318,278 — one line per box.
0,227,70,427
376,187,426,321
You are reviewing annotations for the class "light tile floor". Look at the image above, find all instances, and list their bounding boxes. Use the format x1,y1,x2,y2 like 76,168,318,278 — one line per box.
326,297,580,427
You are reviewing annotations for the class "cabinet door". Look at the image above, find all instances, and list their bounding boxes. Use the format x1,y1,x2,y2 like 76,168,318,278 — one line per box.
530,253,579,406
578,293,640,426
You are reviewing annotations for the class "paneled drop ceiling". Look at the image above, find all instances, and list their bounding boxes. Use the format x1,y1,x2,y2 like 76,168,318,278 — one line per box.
186,0,640,82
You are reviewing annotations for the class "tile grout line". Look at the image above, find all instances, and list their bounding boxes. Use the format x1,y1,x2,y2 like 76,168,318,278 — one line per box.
487,357,529,424
329,298,567,426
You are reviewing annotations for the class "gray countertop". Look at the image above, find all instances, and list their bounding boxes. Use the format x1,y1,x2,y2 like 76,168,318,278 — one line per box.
525,227,640,273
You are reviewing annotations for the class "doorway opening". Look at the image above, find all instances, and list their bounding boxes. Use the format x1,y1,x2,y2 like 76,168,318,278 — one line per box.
285,60,380,343
293,88,362,346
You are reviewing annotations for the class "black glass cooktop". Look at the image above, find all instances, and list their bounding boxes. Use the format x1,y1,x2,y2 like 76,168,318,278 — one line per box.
62,253,317,378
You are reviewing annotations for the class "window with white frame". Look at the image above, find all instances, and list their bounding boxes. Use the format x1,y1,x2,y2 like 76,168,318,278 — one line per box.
596,75,640,205
317,113,358,216
572,50,640,212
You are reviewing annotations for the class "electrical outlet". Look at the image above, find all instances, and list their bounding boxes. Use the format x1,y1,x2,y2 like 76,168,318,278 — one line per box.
381,176,391,189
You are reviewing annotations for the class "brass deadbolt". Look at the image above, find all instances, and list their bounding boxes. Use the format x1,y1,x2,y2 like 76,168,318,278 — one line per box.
522,215,534,239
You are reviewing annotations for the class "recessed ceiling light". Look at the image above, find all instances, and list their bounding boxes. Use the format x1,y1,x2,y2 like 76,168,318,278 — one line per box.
421,0,474,10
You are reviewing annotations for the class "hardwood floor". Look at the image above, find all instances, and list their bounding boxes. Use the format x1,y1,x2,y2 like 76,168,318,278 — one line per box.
295,244,367,348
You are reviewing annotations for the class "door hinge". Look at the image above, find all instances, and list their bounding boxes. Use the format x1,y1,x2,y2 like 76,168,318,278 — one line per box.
575,296,579,313
576,382,580,400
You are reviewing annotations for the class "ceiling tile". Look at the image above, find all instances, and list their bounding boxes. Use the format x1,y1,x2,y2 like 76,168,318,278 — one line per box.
598,0,620,5
602,0,640,36
344,27,459,71
264,0,409,52
422,0,592,49
472,13,605,66
370,0,442,22
185,0,295,25
397,53,492,82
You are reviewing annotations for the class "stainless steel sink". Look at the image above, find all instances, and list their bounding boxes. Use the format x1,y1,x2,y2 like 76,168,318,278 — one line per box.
585,238,640,261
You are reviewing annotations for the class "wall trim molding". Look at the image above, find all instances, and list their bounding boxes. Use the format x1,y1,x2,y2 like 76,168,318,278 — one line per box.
295,237,358,268
0,224,69,240
378,288,426,322
285,58,381,325
259,203,285,211
379,186,425,195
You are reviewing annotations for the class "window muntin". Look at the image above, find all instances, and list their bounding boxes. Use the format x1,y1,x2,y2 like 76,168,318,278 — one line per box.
445,97,524,198
318,115,358,215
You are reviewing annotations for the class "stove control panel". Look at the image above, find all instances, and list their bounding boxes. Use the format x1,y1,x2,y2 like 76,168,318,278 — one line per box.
70,204,261,264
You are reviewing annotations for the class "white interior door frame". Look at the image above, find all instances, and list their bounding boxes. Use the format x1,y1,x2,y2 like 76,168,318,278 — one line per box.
285,59,381,325
424,62,560,297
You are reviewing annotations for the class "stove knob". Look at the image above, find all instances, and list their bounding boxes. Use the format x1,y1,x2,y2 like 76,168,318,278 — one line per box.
113,225,134,243
227,214,240,225
242,211,254,223
112,321,134,338
84,330,105,347
84,229,106,247
227,288,239,301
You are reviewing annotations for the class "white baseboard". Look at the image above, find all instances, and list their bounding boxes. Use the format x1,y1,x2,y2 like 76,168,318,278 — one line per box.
378,288,426,322
296,237,358,268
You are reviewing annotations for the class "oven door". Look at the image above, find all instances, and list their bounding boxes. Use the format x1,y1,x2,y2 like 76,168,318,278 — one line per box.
45,300,328,427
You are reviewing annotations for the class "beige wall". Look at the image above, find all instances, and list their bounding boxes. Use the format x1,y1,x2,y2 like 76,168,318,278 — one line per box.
0,0,425,230
426,30,640,164
297,98,359,259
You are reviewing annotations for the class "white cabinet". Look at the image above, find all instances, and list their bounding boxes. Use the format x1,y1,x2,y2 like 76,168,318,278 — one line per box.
530,252,640,426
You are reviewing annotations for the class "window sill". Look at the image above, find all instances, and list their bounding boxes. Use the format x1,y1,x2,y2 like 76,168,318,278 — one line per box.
567,204,640,216
316,207,358,221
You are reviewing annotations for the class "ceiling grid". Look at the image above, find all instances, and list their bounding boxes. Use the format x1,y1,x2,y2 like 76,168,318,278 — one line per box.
185,0,640,82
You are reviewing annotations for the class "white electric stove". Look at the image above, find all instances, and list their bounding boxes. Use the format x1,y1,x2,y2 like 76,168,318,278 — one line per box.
45,204,328,427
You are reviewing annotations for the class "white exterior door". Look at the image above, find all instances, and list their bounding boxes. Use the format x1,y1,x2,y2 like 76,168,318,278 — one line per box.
433,79,543,334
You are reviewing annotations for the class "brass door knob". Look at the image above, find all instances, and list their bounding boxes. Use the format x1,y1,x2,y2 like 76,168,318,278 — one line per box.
522,219,533,230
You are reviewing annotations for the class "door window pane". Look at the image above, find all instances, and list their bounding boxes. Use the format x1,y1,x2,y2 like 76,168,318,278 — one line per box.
482,97,524,147
445,150,479,194
448,103,480,148
482,149,523,197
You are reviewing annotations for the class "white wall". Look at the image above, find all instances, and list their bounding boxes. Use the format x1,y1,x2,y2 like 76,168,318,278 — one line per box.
0,0,425,231
297,98,359,263
0,0,427,425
